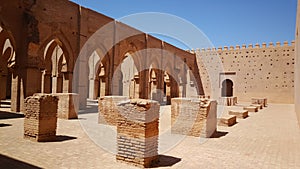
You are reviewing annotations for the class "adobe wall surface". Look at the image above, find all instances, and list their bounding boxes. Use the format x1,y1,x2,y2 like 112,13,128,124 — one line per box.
116,99,159,168
171,98,217,137
295,0,300,126
195,42,295,103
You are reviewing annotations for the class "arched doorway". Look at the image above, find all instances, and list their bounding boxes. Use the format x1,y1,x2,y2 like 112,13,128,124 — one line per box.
221,79,233,97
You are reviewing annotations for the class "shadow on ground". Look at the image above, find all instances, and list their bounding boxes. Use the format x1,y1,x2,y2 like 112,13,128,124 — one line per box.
211,131,229,138
0,154,42,169
150,155,181,168
0,111,24,119
47,135,77,142
0,123,12,127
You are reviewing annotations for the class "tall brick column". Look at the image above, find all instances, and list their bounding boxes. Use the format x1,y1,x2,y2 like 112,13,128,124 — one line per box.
116,99,159,168
24,94,58,142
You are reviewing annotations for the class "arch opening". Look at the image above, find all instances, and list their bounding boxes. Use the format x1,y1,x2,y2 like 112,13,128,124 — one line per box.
41,39,70,94
221,79,233,97
0,26,16,101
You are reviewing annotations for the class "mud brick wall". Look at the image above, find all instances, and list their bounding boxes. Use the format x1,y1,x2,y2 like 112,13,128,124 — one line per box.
171,98,217,137
52,93,79,119
24,94,58,142
98,96,129,126
116,99,159,168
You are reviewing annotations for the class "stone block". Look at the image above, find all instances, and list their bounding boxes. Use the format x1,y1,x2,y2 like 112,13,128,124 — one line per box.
250,104,263,109
243,106,258,112
228,110,248,119
116,99,159,168
24,94,58,142
218,115,236,127
171,98,217,138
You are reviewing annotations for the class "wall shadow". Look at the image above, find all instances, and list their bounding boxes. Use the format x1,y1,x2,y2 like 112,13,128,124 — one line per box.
0,154,42,169
0,111,24,119
150,155,181,168
210,131,229,138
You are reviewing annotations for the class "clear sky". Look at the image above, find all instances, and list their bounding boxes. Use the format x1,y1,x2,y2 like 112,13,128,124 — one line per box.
71,0,297,49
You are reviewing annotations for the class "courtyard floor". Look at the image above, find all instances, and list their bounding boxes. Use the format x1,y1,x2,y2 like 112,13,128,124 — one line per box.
0,103,300,168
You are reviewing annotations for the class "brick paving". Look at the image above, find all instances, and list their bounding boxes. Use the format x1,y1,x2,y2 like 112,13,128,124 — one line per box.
0,103,300,168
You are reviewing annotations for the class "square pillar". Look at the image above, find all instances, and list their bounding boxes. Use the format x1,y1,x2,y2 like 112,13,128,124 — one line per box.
116,99,159,168
171,98,217,137
24,94,58,142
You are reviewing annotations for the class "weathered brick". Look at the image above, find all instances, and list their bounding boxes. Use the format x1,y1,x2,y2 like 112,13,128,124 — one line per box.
171,98,217,137
24,94,58,142
116,99,159,168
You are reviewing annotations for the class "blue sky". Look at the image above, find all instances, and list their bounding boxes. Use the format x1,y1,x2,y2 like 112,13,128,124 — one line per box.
71,0,297,49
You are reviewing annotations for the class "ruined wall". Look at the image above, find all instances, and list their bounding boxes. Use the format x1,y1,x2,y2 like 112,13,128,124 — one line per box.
24,94,58,142
171,98,217,137
195,41,295,103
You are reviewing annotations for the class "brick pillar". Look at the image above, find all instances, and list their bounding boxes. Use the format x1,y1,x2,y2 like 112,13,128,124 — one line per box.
116,99,159,168
171,97,217,137
23,94,58,142
52,93,79,119
98,96,129,126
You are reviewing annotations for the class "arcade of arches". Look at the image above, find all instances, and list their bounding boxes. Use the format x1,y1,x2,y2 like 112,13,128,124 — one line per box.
0,0,204,112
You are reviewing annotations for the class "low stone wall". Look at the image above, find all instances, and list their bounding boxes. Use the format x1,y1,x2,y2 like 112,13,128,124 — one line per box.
24,94,58,142
52,93,79,119
171,98,217,137
98,96,129,126
116,99,159,168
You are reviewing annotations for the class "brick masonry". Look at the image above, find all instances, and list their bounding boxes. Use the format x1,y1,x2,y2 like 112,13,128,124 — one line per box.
34,93,79,119
98,96,129,126
116,99,159,168
24,94,58,142
171,98,217,137
52,93,79,119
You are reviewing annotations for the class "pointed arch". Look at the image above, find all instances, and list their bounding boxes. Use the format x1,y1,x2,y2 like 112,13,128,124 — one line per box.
39,33,74,93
